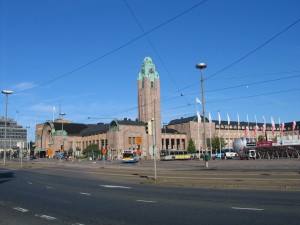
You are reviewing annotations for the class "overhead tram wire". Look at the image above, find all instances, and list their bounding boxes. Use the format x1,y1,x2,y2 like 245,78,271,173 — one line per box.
162,17,300,97
206,88,300,104
183,73,300,96
84,87,300,123
14,0,209,95
208,70,300,80
89,72,300,120
205,17,300,81
124,0,191,106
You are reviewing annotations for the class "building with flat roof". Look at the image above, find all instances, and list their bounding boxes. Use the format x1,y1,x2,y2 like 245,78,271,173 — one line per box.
0,117,27,153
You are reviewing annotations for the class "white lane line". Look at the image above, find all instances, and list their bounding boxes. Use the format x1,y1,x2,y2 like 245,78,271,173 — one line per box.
100,185,132,189
28,181,33,184
38,214,57,220
136,200,157,203
231,207,264,211
46,186,54,189
79,192,91,196
13,207,29,212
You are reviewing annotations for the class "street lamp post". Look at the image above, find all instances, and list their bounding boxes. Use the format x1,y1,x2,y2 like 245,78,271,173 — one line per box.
26,126,30,162
60,112,66,163
196,63,208,168
2,90,13,166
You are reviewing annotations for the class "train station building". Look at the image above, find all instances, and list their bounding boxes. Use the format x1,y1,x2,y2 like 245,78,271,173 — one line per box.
35,57,300,159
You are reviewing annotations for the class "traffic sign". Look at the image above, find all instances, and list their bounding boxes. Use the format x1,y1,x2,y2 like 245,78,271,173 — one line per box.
148,145,158,156
136,137,142,144
47,148,54,156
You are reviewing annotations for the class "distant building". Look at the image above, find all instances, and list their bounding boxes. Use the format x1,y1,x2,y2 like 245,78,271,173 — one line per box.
34,57,300,158
0,117,27,152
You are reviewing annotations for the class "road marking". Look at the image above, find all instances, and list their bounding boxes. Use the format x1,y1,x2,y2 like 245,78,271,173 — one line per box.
231,207,264,211
38,214,57,220
46,186,54,189
28,181,33,184
13,207,29,212
100,185,132,189
136,200,157,203
79,192,91,196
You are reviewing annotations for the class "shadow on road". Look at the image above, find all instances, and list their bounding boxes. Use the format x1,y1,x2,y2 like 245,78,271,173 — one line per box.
0,171,14,184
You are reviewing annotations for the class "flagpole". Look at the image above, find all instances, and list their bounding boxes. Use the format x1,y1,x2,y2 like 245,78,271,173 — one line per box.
237,114,240,138
246,114,249,139
197,111,200,159
279,117,282,144
227,113,230,152
53,106,55,122
218,111,221,154
209,112,212,154
263,116,266,141
196,98,201,159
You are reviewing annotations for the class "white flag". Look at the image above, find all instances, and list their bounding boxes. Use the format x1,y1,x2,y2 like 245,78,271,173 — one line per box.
227,113,230,125
218,111,221,125
197,111,201,123
196,97,201,104
208,112,212,123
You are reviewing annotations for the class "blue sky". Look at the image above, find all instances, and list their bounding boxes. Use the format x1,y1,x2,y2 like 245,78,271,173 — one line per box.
1,0,300,140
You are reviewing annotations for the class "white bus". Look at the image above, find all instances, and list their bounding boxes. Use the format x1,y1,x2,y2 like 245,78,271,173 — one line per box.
160,150,191,161
122,150,140,163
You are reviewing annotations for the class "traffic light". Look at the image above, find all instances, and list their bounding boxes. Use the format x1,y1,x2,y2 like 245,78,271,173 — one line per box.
145,120,152,135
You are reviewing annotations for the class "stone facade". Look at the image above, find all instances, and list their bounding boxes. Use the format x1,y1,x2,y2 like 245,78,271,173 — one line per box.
34,57,299,158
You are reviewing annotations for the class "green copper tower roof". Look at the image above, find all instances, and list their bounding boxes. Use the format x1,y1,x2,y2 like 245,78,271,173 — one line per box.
137,57,159,82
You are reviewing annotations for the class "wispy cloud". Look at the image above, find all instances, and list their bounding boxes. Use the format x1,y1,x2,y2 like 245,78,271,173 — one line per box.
12,82,36,91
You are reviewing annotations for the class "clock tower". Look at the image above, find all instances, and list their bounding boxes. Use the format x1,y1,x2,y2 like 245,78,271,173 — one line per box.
137,57,162,151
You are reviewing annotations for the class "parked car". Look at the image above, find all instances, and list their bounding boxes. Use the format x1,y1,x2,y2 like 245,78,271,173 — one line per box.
213,153,225,159
225,152,238,159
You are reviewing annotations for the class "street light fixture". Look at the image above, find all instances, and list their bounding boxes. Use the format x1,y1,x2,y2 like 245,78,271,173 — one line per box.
2,90,13,166
195,63,208,168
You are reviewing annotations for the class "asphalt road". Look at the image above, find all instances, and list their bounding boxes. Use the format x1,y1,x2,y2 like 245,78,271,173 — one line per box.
1,165,300,225
2,158,300,190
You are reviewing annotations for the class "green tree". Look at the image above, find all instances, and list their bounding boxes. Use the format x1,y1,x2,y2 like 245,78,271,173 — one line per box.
187,138,196,154
83,144,100,157
258,135,265,142
211,134,227,153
